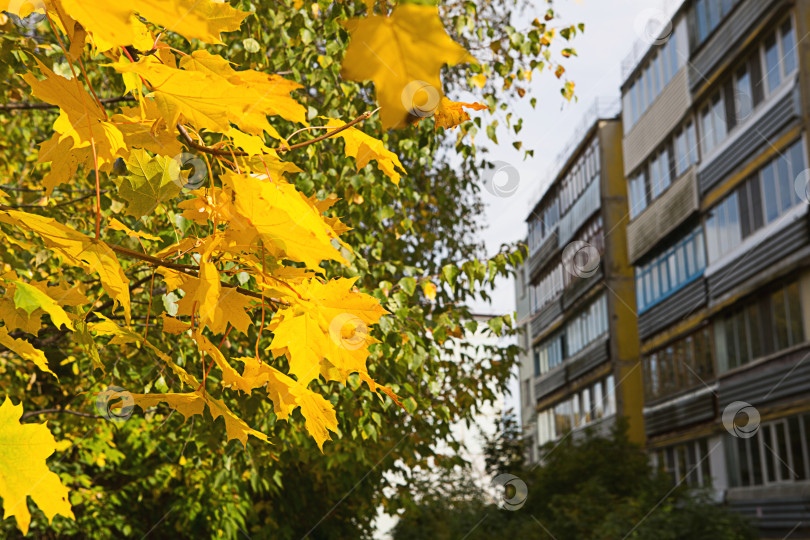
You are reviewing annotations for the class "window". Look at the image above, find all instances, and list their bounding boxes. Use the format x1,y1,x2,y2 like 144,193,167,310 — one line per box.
694,0,742,46
781,19,797,75
536,374,616,446
623,22,685,132
605,375,616,416
705,138,807,264
535,333,564,377
636,227,706,313
764,32,781,93
533,263,564,313
705,191,741,262
562,216,604,289
650,148,672,197
631,121,697,220
728,411,810,487
629,171,648,219
565,294,608,357
696,16,797,159
734,66,753,122
643,327,715,402
716,279,805,372
658,438,714,487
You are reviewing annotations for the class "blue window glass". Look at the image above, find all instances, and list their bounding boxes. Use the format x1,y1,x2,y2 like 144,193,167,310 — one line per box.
696,0,708,42
776,155,791,215
761,162,779,223
781,20,797,75
636,227,707,312
764,33,782,93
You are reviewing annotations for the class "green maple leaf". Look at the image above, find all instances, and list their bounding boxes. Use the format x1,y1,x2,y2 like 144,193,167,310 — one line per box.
114,149,184,219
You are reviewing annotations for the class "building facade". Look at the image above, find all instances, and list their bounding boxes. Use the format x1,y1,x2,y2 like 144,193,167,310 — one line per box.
517,1,810,535
515,106,644,466
621,0,810,536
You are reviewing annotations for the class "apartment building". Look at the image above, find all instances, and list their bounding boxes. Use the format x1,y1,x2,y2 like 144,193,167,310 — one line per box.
514,102,644,466
619,0,810,535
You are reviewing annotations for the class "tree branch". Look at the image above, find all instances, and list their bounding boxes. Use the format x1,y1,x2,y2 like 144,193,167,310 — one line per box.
0,96,135,111
176,108,378,157
21,408,106,420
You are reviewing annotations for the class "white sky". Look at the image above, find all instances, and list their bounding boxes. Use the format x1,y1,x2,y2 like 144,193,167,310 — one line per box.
467,0,672,409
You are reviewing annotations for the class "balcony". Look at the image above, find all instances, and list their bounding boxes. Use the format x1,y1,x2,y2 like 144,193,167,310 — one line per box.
718,343,810,411
558,179,601,247
562,267,604,312
698,81,800,197
643,387,716,438
638,278,707,340
623,67,691,177
530,297,563,342
706,207,810,300
689,0,786,94
534,365,566,402
627,167,699,264
529,228,559,283
534,336,610,401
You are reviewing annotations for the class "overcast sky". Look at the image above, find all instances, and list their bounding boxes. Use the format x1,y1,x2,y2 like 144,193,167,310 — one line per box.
467,0,674,316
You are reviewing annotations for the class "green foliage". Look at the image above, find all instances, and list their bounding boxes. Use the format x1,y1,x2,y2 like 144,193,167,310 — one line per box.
393,419,757,540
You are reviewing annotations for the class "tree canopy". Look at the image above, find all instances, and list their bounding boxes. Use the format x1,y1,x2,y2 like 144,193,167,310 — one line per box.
0,0,581,536
392,417,757,540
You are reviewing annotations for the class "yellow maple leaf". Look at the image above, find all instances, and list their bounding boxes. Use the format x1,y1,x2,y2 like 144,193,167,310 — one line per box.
340,4,477,129
108,217,161,242
225,172,347,269
179,50,306,126
162,266,254,336
23,61,126,193
0,327,54,377
0,210,131,323
268,277,387,385
111,102,186,158
57,0,249,49
128,391,268,445
160,314,191,335
228,356,338,450
321,118,405,185
0,397,74,534
113,54,305,138
433,98,489,130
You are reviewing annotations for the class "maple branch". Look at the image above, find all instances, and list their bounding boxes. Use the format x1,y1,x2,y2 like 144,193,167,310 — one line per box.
108,243,288,305
175,108,378,157
0,96,135,112
5,192,107,208
20,408,106,420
